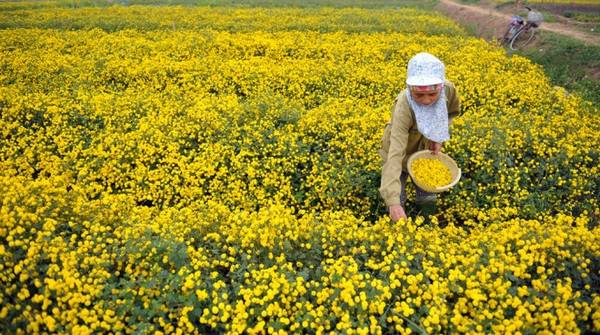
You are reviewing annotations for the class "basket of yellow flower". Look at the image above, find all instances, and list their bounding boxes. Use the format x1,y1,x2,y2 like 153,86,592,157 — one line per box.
407,150,461,193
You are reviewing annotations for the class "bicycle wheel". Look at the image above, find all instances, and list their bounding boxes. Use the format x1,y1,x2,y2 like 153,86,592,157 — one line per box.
501,26,517,46
510,27,536,50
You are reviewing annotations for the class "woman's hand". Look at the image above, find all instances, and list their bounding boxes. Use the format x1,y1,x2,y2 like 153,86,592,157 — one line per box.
430,141,443,155
389,205,407,222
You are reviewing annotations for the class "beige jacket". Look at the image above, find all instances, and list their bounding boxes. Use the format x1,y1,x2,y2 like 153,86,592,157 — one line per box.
379,80,460,207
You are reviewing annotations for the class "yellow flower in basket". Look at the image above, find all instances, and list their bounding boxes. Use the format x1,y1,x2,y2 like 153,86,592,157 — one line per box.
407,150,461,193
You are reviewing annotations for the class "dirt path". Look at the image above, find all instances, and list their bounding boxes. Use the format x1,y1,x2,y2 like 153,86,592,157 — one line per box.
436,0,600,46
541,22,599,45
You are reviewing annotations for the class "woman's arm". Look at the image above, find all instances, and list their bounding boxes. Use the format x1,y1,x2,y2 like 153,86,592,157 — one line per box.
380,97,412,219
445,80,461,123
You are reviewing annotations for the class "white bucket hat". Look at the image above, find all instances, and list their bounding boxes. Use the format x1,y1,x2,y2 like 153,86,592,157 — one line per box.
406,52,445,87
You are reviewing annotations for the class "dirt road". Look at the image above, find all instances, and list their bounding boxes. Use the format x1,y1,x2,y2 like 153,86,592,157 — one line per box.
436,0,600,46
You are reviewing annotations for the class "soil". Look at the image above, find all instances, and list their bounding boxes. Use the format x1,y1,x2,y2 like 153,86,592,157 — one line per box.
586,66,600,81
435,0,600,46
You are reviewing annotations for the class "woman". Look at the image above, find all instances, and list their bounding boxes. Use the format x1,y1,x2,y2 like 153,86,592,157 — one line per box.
379,52,461,222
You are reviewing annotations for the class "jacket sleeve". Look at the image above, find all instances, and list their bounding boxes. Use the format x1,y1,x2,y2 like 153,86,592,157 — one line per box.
379,97,412,207
445,81,461,122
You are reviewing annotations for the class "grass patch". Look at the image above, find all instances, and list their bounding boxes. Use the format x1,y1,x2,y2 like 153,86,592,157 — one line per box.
511,31,600,106
563,11,600,32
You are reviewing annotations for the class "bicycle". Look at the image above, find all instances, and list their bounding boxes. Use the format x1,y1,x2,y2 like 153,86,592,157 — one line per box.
502,6,544,51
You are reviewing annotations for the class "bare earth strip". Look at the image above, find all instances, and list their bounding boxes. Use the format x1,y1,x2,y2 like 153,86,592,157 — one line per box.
436,0,600,46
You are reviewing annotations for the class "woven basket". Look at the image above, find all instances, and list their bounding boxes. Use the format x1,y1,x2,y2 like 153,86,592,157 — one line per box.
407,150,461,193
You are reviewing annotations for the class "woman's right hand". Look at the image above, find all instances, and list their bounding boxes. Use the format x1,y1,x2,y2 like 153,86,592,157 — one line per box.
389,205,407,222
430,141,443,155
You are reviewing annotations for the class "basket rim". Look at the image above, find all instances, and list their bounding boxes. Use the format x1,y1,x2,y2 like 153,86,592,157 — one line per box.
407,150,461,193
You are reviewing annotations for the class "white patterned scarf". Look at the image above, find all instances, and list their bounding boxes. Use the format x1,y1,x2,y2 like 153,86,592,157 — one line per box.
404,88,449,143
403,52,450,143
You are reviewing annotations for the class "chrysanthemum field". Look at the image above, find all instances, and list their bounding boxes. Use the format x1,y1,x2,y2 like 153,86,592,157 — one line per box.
1,2,599,334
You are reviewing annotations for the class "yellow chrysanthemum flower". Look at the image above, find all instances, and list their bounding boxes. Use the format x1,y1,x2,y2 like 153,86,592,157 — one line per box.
411,157,453,189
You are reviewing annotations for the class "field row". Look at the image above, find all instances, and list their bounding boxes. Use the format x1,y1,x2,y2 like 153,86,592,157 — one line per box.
1,29,598,223
0,6,464,34
2,176,599,334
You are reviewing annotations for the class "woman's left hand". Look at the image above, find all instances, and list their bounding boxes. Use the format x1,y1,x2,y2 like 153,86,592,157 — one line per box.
430,142,443,155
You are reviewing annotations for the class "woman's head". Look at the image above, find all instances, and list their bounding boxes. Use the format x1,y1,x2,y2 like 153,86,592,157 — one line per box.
410,84,443,106
404,53,450,143
406,52,445,105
